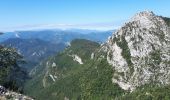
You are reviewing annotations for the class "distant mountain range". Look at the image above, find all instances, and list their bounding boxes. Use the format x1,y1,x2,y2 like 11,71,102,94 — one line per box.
0,29,113,44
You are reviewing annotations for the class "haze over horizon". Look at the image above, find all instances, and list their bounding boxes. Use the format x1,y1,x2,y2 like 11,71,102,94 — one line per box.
0,0,170,31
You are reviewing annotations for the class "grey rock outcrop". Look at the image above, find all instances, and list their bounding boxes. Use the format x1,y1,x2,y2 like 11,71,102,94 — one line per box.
0,85,33,100
101,11,170,91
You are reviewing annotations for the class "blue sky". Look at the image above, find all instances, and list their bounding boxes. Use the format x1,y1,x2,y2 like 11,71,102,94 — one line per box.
0,0,170,31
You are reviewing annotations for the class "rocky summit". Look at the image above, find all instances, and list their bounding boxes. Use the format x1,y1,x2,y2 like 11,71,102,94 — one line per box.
101,11,170,91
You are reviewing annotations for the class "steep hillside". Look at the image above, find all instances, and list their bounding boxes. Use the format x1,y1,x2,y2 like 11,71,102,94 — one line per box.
24,39,125,100
0,46,28,92
2,38,66,71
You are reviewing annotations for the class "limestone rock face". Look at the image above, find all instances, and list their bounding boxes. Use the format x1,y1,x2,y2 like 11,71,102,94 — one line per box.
102,11,170,91
0,85,33,100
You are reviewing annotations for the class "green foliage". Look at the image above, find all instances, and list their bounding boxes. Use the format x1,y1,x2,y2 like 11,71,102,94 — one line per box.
0,46,27,92
0,47,21,84
69,39,100,61
79,58,125,100
150,50,161,65
119,84,170,100
24,39,125,100
162,16,170,27
25,59,125,100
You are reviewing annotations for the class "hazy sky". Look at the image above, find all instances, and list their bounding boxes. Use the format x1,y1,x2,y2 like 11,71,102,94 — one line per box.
0,0,170,31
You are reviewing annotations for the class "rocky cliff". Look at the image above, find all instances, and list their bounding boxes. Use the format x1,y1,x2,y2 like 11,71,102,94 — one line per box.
101,11,170,91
